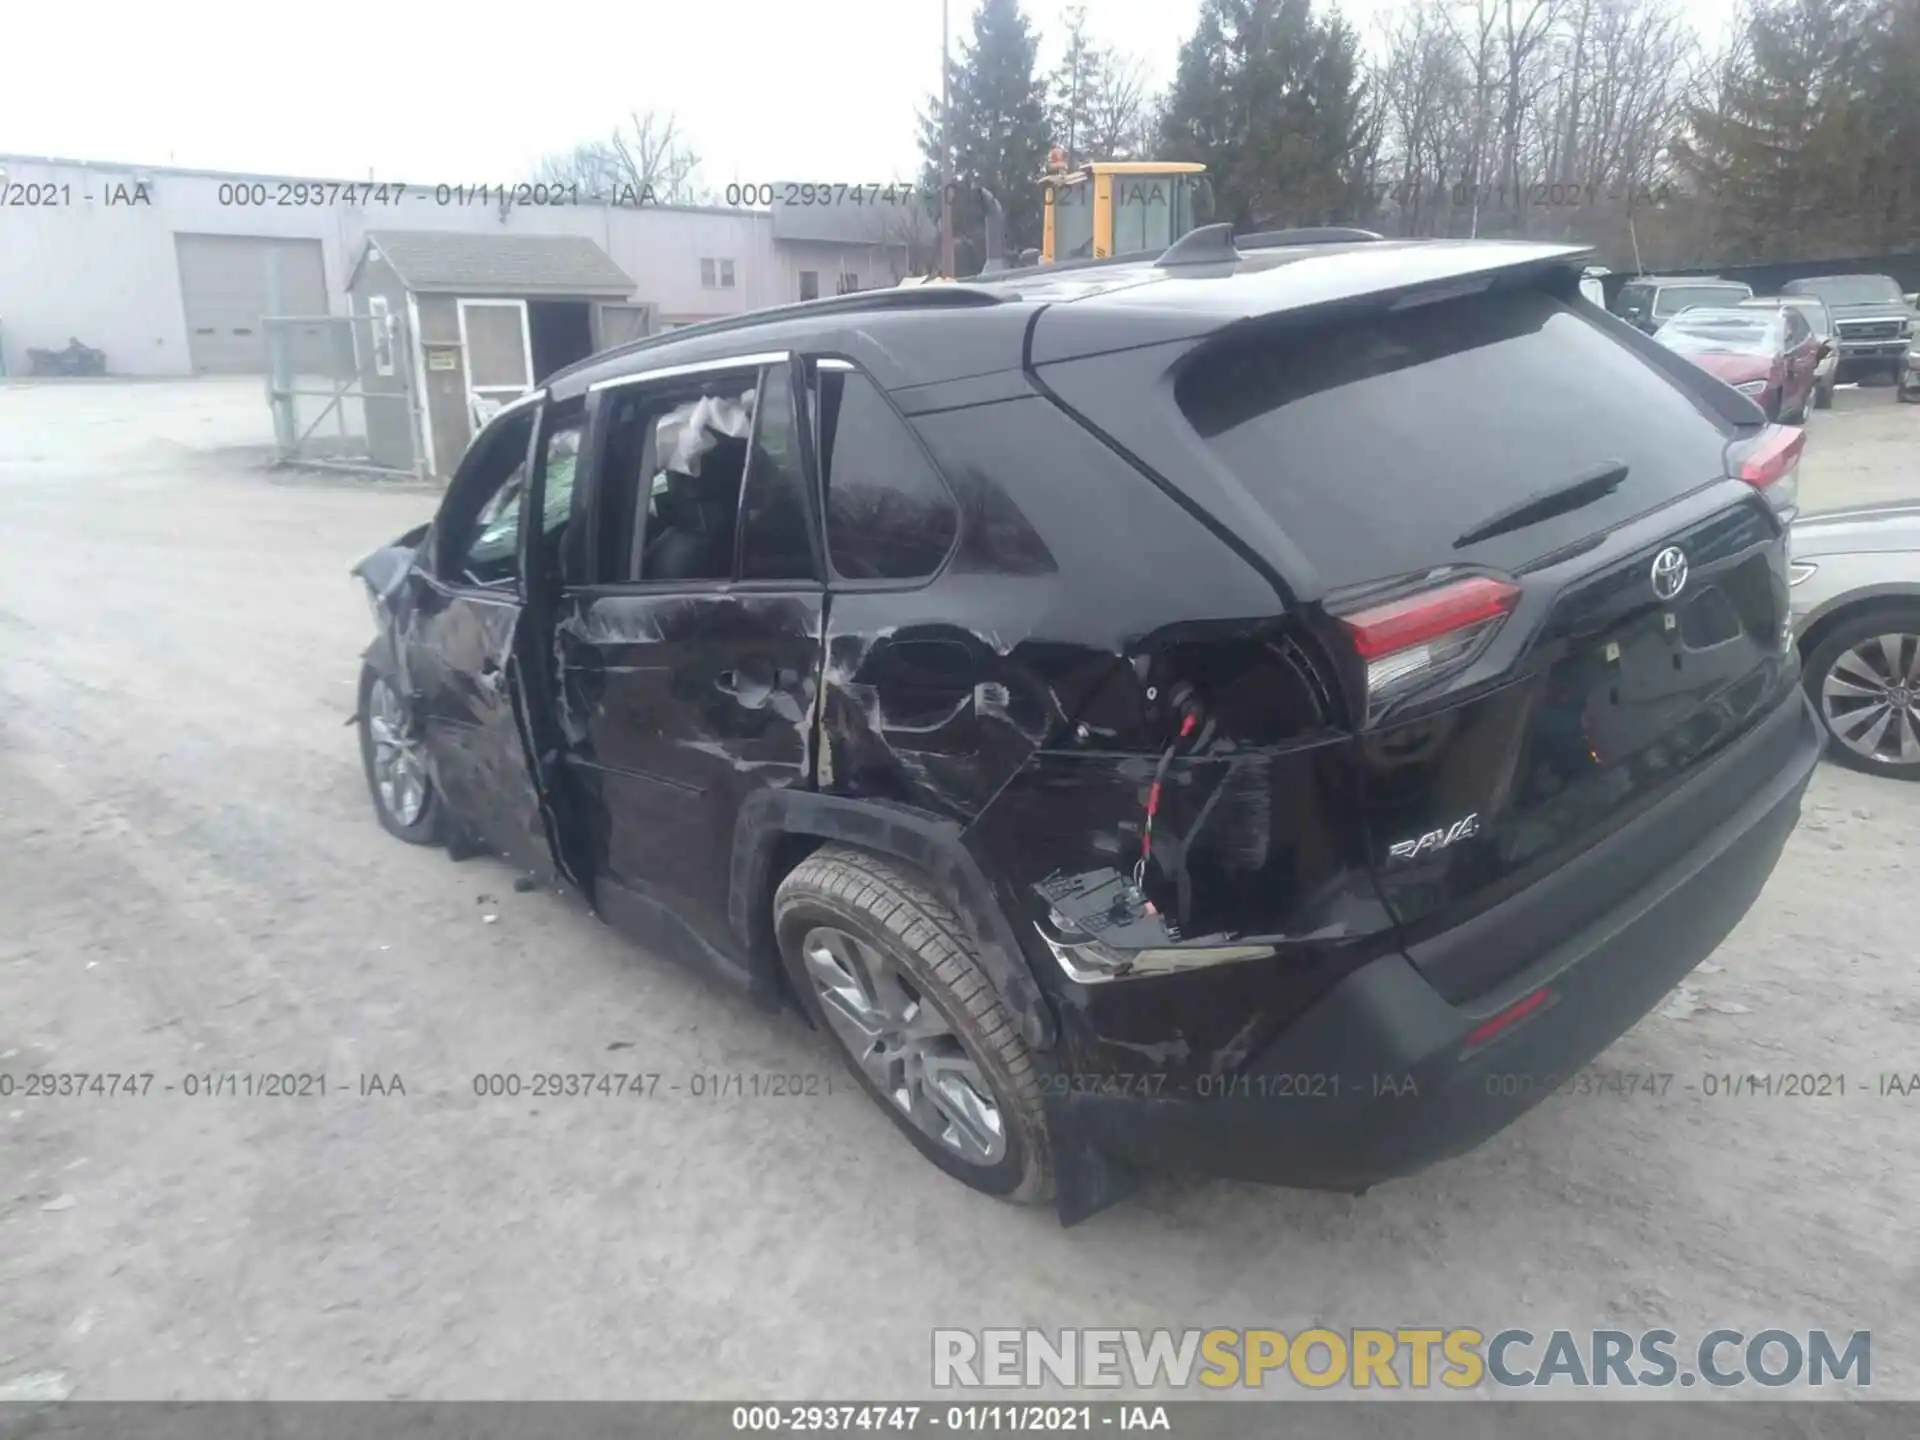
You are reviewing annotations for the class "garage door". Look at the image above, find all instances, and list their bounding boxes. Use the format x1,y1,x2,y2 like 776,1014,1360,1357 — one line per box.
174,234,329,374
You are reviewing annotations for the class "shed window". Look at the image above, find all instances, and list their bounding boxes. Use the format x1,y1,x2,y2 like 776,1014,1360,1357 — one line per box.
367,295,394,376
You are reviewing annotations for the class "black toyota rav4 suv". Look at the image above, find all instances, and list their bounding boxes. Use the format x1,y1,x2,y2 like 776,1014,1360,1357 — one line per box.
354,230,1823,1223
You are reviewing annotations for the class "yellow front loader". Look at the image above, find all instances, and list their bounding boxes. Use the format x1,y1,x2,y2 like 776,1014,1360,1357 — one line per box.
1039,149,1212,263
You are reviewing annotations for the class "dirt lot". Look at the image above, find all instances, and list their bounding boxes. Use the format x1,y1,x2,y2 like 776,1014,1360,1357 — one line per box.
1,378,1917,1401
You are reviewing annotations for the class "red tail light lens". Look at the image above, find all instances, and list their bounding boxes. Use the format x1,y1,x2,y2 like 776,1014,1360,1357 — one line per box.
1338,576,1520,719
1728,423,1804,520
1341,577,1520,660
1462,986,1555,1052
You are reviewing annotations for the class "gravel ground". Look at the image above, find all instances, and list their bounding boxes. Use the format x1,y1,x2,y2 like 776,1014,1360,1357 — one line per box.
1,378,1917,1402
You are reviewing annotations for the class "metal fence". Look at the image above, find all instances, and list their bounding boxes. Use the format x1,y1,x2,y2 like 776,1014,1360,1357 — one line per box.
263,311,423,479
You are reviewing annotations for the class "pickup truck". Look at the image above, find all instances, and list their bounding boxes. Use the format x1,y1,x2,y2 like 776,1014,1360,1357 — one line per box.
1781,274,1916,385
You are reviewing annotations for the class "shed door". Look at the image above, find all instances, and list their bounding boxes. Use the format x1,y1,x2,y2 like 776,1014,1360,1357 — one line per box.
458,299,534,428
175,234,328,374
594,302,655,350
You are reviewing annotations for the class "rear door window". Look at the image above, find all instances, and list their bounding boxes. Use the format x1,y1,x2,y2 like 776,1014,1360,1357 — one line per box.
814,366,958,581
1177,286,1737,590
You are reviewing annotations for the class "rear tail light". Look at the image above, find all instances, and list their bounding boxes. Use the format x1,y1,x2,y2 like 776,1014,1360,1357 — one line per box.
1337,575,1520,721
1461,986,1555,1054
1728,423,1804,522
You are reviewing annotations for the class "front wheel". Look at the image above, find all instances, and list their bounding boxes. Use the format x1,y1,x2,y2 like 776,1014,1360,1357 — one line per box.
1803,607,1920,780
357,664,445,841
775,845,1053,1203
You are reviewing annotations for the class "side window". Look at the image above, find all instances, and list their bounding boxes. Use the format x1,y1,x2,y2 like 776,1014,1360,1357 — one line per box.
595,370,760,584
816,367,958,581
738,362,817,581
446,408,536,589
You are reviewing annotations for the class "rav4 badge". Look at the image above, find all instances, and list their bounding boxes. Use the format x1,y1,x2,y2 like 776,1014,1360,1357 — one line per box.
1387,813,1482,863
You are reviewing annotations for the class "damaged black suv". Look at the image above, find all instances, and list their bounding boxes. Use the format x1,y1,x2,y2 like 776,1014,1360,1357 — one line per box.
354,230,1823,1223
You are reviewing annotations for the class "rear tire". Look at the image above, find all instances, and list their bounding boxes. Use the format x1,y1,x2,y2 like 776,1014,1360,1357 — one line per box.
357,664,445,843
775,845,1053,1204
1802,605,1920,781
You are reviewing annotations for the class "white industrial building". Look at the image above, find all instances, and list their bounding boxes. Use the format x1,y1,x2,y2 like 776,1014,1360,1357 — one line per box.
0,153,918,380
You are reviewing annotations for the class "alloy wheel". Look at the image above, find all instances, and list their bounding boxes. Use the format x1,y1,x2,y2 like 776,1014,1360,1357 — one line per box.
800,924,1008,1166
1821,632,1920,765
366,675,429,826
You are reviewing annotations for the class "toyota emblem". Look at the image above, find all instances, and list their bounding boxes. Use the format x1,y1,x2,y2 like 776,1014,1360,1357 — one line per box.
1650,546,1689,602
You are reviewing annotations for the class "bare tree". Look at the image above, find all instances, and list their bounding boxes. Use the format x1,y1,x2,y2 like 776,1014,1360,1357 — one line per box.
533,109,705,204
1083,49,1151,158
1375,0,1474,233
1438,0,1504,235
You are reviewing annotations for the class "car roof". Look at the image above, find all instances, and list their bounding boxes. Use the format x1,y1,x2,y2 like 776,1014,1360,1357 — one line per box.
1786,273,1898,284
545,237,1593,400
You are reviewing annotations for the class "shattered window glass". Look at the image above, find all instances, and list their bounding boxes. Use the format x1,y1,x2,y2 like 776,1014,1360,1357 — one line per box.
635,381,758,582
452,409,536,589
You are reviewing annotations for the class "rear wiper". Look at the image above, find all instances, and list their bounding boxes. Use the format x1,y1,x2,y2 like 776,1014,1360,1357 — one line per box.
1453,461,1629,549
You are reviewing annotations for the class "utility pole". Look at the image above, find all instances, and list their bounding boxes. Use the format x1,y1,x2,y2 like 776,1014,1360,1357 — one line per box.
940,0,958,279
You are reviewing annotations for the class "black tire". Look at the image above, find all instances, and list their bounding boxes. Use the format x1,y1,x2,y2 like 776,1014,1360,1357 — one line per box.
774,845,1053,1204
1801,605,1920,781
357,663,445,843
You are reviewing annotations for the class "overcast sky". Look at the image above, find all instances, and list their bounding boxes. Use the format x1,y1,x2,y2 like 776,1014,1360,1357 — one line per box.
3,0,1743,186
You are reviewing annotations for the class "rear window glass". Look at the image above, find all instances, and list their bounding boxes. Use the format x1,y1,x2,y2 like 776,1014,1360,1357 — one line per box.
1177,286,1735,590
1658,312,1776,355
1654,284,1749,316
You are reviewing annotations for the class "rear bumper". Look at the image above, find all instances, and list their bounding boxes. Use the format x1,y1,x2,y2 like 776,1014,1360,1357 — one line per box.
1057,691,1823,1191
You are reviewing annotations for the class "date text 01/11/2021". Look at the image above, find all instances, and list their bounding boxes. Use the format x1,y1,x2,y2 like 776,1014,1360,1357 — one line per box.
206,181,667,209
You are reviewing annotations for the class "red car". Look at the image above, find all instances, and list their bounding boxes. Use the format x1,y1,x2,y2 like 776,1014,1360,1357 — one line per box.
1653,305,1825,422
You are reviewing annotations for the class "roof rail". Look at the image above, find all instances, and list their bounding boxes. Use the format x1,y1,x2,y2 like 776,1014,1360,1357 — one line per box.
1156,222,1241,267
574,284,1004,374
1238,226,1385,249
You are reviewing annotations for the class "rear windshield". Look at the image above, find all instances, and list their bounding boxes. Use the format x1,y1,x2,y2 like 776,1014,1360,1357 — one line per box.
1177,286,1735,590
1657,312,1777,355
1787,275,1902,306
1653,283,1750,316
1745,298,1829,335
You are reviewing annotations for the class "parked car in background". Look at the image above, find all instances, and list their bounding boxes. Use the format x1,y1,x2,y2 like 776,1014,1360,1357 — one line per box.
350,235,1820,1221
1780,274,1915,385
1741,295,1839,409
1791,504,1920,779
1901,341,1920,402
1614,275,1754,334
1654,306,1822,423
1579,265,1610,307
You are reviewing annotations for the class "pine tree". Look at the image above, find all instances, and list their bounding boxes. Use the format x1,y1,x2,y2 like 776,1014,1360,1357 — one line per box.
1160,0,1376,229
919,0,1053,274
1676,0,1920,258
